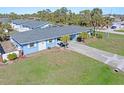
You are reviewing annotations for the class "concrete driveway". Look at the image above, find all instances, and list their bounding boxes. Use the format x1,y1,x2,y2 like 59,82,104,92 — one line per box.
68,42,124,72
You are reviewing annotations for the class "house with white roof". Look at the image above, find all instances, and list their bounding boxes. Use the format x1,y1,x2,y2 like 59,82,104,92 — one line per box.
11,19,51,32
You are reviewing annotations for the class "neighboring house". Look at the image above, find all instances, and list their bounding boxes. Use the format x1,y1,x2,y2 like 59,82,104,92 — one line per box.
21,20,50,29
11,19,51,32
10,25,92,55
111,21,124,29
11,19,32,32
0,18,10,24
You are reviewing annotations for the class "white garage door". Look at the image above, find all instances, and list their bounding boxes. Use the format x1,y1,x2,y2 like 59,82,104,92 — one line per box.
38,41,46,51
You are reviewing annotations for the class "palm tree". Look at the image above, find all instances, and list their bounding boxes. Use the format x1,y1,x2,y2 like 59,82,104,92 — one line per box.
53,7,68,24
79,10,91,26
2,23,13,35
60,35,70,48
0,22,13,41
79,32,89,43
0,27,6,42
91,8,103,36
9,12,19,20
60,35,70,43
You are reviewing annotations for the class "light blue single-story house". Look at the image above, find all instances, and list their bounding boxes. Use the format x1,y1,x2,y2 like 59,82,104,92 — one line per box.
11,19,50,32
10,25,92,55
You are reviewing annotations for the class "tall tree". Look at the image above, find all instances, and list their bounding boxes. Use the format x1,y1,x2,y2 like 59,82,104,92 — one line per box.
0,25,6,41
79,32,89,43
9,12,19,20
2,23,13,35
54,7,68,24
91,8,103,36
60,35,70,43
37,9,51,21
79,10,91,26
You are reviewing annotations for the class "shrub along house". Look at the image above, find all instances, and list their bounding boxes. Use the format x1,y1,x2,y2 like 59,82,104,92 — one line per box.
10,25,92,55
11,19,50,32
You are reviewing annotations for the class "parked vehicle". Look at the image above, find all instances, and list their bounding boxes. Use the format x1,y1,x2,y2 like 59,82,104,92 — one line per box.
57,42,69,48
111,26,117,29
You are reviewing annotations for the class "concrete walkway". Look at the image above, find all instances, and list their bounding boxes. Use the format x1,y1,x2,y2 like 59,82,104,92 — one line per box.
97,29,124,35
68,42,124,71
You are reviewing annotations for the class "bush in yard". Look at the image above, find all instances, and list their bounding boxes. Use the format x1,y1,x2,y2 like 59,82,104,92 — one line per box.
3,59,8,64
79,32,89,43
96,34,103,39
7,53,17,60
77,36,82,42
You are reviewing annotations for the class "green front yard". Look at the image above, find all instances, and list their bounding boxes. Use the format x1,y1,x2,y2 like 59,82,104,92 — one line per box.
0,48,124,84
86,32,124,56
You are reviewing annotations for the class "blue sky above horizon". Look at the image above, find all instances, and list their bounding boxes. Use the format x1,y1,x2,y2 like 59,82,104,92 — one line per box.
0,7,124,14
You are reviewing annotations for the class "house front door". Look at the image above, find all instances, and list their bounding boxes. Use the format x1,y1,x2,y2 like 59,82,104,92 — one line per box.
38,41,46,51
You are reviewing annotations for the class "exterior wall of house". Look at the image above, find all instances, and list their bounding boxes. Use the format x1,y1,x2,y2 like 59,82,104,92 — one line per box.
21,39,58,55
22,42,39,55
10,23,18,30
23,39,58,55
70,34,78,41
10,32,89,55
11,38,58,55
38,41,46,51
46,38,58,49
12,24,22,31
10,38,22,50
11,23,21,30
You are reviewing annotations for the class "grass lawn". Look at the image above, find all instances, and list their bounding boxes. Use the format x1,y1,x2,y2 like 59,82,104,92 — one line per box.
0,48,124,85
115,30,124,32
86,32,124,56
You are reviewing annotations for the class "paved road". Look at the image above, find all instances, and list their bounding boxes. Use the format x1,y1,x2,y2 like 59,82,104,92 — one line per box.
68,42,124,72
97,29,124,35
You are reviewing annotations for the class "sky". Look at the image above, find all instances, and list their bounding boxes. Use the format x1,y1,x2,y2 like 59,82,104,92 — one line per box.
0,7,124,14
